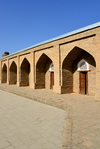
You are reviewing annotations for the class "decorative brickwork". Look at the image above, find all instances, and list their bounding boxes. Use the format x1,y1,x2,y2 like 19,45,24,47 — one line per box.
0,22,100,100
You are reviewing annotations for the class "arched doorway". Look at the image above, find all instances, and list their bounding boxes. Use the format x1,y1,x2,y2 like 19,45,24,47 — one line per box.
2,64,7,83
49,63,54,89
9,61,17,84
35,54,54,89
78,59,89,94
62,47,96,95
20,58,30,86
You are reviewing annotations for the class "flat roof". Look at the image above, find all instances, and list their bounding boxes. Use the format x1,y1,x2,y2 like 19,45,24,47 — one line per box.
1,21,100,59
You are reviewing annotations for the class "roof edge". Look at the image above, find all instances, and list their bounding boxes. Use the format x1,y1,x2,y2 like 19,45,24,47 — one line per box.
1,22,100,59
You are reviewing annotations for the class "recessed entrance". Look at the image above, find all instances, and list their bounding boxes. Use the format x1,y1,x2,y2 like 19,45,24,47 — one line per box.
49,63,54,89
79,71,88,94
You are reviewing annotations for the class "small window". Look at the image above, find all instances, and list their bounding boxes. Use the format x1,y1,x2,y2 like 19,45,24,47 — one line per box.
49,63,54,72
77,59,89,71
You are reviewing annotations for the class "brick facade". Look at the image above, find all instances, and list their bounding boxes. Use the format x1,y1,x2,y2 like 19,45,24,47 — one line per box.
0,22,100,100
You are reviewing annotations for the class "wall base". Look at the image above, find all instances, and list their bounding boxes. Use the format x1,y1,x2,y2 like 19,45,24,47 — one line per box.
53,85,61,94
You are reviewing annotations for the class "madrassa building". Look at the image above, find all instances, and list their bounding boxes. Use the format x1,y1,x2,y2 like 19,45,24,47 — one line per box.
0,22,100,100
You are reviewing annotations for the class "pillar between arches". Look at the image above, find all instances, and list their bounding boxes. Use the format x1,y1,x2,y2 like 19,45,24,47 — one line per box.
53,45,61,94
30,51,35,89
17,56,20,86
95,69,100,101
7,59,9,84
95,50,100,101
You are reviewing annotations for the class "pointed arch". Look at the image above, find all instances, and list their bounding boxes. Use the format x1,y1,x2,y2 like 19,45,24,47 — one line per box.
2,64,7,83
20,58,30,86
62,46,96,94
77,59,89,71
9,61,17,84
35,53,54,89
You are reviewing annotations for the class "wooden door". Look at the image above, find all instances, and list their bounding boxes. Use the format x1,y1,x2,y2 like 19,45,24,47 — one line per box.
79,72,88,94
50,72,54,89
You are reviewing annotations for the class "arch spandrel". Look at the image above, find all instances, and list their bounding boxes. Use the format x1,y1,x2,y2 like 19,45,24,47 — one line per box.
9,61,17,69
9,58,17,68
62,46,96,68
36,53,53,64
2,62,7,69
20,54,31,66
20,58,30,68
35,52,54,66
61,46,96,66
2,63,7,70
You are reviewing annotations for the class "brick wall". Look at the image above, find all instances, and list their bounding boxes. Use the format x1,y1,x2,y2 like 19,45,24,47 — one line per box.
0,25,100,100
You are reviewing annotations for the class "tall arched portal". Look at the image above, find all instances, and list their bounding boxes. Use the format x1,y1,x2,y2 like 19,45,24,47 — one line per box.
2,64,7,83
9,61,17,84
62,47,96,95
35,54,54,89
20,58,30,86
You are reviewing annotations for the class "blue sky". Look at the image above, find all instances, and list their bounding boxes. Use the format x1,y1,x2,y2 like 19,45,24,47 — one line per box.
0,0,100,58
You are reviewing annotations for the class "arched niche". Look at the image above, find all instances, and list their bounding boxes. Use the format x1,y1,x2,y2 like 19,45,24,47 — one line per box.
35,53,54,89
9,61,17,84
62,46,96,95
2,64,7,83
20,58,30,86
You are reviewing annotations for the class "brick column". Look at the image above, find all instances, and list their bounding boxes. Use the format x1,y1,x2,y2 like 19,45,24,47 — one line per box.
30,51,35,88
7,59,9,84
17,55,20,86
95,67,100,101
53,44,61,93
95,37,100,101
